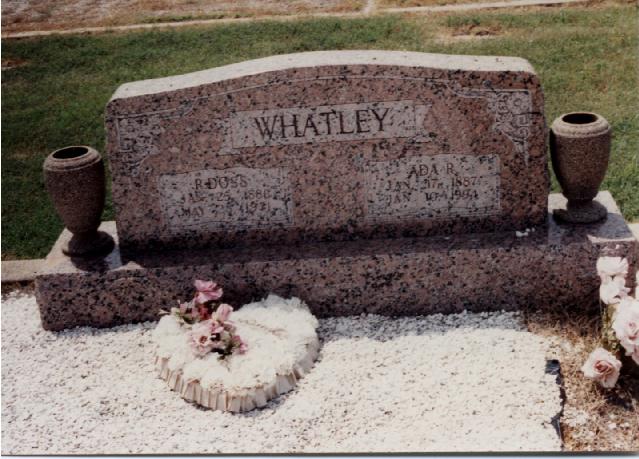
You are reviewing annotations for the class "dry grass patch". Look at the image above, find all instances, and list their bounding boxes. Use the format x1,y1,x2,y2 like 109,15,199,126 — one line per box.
523,307,639,451
1,57,28,70
380,0,493,7
1,0,364,33
435,21,503,41
380,0,633,8
0,282,34,296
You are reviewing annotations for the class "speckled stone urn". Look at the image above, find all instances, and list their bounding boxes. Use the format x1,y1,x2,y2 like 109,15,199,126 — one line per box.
550,112,612,223
43,146,114,257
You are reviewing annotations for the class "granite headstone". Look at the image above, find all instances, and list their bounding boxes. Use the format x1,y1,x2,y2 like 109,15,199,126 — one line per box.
105,51,548,252
35,51,637,331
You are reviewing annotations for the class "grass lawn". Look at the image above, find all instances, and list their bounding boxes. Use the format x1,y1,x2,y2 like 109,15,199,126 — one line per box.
2,3,637,260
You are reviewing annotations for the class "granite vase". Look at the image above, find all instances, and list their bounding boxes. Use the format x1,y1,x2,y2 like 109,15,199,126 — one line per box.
43,146,114,257
550,112,611,223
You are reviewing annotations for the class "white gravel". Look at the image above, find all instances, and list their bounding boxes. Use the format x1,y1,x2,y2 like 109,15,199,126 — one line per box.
1,291,562,453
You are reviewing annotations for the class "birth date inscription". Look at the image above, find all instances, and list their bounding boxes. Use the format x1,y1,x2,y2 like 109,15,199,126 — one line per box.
365,154,501,221
158,167,293,232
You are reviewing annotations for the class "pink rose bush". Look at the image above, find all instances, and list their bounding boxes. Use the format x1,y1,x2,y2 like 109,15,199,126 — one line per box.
165,280,247,358
188,320,218,356
596,257,629,284
599,276,630,305
612,298,639,365
582,257,638,387
597,257,630,306
581,347,622,388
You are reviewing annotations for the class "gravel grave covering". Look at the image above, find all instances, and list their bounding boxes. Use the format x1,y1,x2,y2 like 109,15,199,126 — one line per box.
1,291,562,453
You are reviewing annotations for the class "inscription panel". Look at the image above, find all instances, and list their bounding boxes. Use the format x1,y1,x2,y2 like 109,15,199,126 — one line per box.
230,100,429,148
365,154,501,221
158,167,293,231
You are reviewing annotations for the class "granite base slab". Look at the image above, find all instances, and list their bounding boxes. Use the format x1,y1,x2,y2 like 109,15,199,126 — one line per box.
35,192,638,331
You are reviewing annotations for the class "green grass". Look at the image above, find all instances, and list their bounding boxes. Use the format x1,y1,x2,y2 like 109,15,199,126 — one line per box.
2,5,637,259
140,13,252,23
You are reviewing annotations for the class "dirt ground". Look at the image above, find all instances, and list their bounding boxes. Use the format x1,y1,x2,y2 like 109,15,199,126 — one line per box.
380,0,496,8
524,308,639,452
1,0,364,32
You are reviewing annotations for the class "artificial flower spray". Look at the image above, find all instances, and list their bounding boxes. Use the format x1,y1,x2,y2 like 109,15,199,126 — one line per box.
581,257,639,387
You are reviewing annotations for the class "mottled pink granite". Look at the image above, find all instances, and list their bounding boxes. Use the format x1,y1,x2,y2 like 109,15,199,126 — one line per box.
105,51,548,252
35,192,637,331
36,53,638,332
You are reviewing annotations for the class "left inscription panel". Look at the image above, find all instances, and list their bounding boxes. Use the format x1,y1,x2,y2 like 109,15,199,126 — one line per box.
158,167,294,232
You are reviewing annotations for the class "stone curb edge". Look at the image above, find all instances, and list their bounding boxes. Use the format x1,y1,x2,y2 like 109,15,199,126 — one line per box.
2,259,44,283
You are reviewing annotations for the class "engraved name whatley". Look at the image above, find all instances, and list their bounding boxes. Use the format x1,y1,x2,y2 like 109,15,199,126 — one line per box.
230,100,429,148
254,106,389,139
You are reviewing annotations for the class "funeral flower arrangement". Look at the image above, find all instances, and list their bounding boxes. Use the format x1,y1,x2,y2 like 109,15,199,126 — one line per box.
162,280,247,358
152,281,320,412
581,257,639,388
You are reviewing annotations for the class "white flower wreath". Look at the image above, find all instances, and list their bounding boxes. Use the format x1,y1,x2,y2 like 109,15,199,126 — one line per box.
152,294,320,412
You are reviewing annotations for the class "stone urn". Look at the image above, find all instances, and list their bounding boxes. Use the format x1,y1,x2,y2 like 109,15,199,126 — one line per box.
43,146,114,257
550,112,611,223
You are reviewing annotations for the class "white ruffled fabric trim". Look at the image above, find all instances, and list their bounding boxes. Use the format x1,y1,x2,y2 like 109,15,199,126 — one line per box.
152,294,320,412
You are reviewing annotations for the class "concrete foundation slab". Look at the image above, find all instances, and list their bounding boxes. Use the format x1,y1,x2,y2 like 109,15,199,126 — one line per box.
35,192,638,331
2,259,44,283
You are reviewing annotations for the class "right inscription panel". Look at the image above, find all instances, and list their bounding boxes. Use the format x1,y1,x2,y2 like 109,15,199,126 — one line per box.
365,154,501,221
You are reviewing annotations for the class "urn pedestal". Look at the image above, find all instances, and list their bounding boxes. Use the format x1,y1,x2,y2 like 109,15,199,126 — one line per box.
43,146,114,257
550,112,612,224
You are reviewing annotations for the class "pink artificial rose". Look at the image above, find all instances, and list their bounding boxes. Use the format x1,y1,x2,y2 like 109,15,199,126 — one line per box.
612,298,639,359
175,301,200,321
188,320,216,357
210,320,224,335
232,335,248,354
210,339,225,351
597,257,629,283
196,303,212,321
581,347,622,388
599,276,630,305
179,301,190,315
194,280,223,304
215,303,233,322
